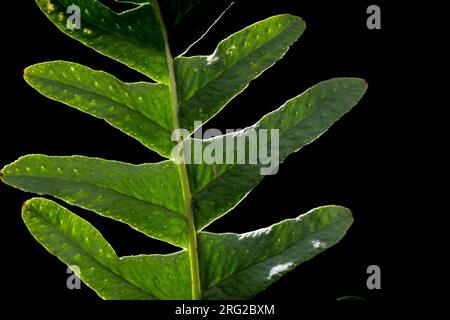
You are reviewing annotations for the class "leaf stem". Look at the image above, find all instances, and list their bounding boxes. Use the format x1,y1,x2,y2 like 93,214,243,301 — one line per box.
154,0,202,300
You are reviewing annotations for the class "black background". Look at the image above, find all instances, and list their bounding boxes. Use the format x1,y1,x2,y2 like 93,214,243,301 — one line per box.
1,0,411,315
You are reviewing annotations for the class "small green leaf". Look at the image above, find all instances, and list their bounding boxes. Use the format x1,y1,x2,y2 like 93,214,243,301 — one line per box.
22,198,156,299
24,61,174,157
176,14,306,132
2,156,188,247
188,78,368,229
199,206,353,299
37,0,168,82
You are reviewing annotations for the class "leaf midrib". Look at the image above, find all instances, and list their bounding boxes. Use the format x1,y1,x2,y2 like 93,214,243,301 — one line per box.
27,74,172,135
11,173,184,220
154,0,202,300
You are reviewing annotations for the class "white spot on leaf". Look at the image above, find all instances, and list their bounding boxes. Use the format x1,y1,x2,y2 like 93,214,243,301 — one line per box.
311,240,326,249
269,262,294,279
207,54,219,65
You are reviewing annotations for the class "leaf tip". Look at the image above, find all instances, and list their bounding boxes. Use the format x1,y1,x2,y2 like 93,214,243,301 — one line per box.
360,78,369,88
299,16,306,25
288,15,307,32
360,78,369,96
22,200,31,210
23,67,29,80
347,77,369,97
347,208,355,222
340,206,354,220
22,198,41,212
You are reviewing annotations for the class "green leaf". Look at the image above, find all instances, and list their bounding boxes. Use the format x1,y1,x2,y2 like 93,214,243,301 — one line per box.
22,198,156,299
23,198,192,299
199,206,353,299
176,14,306,132
2,156,188,247
24,61,174,157
37,0,168,82
188,78,368,229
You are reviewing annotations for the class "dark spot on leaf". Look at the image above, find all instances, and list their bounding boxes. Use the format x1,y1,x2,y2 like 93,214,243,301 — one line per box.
0,171,4,181
22,201,29,209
